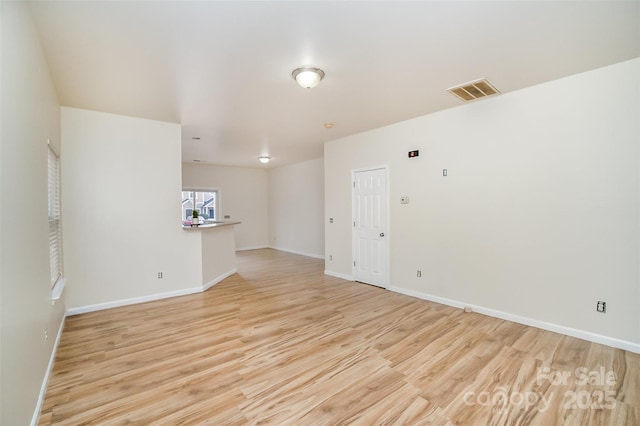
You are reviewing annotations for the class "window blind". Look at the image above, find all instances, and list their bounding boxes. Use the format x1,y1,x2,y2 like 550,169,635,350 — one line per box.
48,143,63,287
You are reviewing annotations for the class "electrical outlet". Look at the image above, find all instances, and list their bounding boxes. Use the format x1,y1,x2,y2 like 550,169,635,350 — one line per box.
157,272,163,279
44,328,49,341
417,270,422,278
597,301,606,313
329,255,333,261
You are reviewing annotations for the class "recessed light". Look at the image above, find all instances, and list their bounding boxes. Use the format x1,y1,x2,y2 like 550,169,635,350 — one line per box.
324,123,334,129
193,159,201,162
192,137,201,140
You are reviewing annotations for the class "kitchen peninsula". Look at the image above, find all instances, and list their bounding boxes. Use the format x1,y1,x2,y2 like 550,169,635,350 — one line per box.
183,221,241,290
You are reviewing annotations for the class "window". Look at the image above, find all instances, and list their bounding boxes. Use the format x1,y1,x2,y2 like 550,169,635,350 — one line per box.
48,142,63,288
182,190,218,223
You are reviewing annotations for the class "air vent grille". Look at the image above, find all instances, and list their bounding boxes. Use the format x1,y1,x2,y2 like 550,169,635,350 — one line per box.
447,78,500,102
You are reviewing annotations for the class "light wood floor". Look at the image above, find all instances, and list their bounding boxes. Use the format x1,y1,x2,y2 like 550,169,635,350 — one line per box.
40,249,639,425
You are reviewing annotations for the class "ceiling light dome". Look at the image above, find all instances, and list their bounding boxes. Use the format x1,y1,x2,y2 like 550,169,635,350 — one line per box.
259,156,270,164
292,67,325,89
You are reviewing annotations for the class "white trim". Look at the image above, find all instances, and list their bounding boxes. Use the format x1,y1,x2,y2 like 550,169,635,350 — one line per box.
182,185,220,192
66,286,202,316
351,164,390,174
67,268,239,316
351,166,390,287
324,270,354,281
51,277,66,301
31,314,66,426
388,286,640,354
47,138,59,158
236,245,269,251
181,187,221,222
203,268,237,291
269,246,325,259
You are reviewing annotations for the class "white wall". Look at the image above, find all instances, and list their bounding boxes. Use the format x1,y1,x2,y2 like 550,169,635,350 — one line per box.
0,3,66,424
325,59,640,348
182,164,269,250
61,108,201,310
268,158,325,258
200,226,236,287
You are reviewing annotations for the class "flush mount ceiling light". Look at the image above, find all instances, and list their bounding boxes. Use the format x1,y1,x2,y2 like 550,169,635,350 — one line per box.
292,67,325,89
259,156,270,164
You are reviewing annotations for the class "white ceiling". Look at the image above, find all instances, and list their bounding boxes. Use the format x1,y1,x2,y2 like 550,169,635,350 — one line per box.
28,1,640,168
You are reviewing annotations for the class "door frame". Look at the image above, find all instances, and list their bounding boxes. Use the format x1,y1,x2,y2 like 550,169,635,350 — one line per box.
351,165,390,288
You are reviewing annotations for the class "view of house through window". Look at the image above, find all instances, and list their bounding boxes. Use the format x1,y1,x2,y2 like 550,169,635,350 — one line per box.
182,190,217,224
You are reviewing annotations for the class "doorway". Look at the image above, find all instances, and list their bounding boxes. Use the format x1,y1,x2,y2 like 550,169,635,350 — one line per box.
352,167,388,287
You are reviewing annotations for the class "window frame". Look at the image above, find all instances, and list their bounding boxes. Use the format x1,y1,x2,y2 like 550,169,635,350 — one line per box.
181,188,220,223
48,141,64,293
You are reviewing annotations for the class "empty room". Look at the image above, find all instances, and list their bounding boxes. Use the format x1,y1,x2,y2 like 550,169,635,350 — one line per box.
1,1,639,425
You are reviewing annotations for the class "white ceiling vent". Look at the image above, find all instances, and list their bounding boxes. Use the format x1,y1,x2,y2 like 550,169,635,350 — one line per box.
447,78,500,102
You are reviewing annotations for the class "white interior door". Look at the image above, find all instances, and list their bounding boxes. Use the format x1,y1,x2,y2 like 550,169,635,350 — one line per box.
353,168,387,287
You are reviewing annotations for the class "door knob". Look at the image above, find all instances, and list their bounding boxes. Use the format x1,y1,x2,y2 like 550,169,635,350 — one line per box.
380,232,385,237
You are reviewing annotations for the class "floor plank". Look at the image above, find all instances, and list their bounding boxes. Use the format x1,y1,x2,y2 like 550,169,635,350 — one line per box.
39,249,640,425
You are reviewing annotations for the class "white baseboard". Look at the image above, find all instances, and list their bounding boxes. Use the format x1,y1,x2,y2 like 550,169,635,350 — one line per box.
388,286,640,354
236,245,269,251
203,268,237,291
324,270,354,281
67,268,239,316
31,314,66,426
66,286,203,316
269,246,325,259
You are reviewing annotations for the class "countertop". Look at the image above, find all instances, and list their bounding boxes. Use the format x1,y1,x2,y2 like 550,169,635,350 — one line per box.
182,221,241,230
